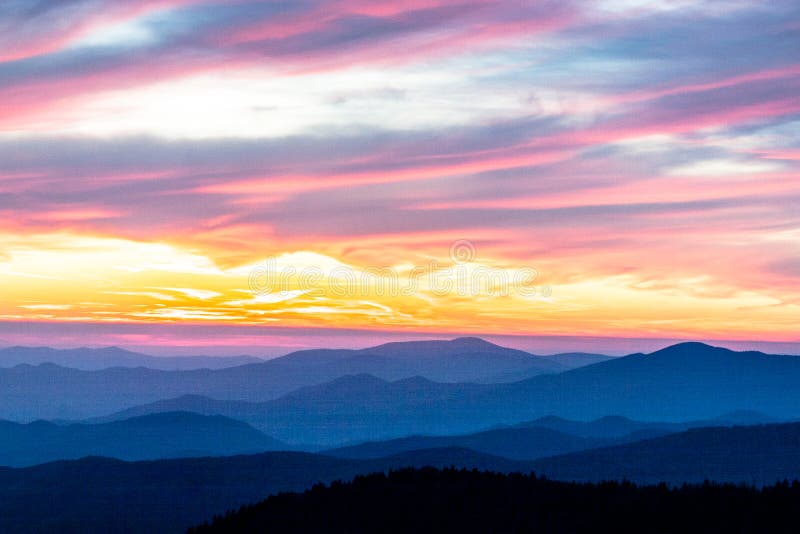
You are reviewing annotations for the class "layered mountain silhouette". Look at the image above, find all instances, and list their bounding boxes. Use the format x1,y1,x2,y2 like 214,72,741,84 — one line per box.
0,412,285,467
93,342,798,446
0,346,262,371
532,422,800,485
5,420,800,532
274,337,586,382
513,414,684,438
324,412,778,460
325,425,611,460
188,467,800,534
0,338,602,420
0,448,524,533
512,411,776,438
97,375,487,445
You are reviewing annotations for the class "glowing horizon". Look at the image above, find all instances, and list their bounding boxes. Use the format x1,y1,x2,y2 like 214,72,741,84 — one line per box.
1,0,799,348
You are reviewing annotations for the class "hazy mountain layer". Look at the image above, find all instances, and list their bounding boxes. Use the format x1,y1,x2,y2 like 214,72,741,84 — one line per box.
532,422,800,485
0,346,262,371
99,343,800,446
0,338,601,420
0,412,285,467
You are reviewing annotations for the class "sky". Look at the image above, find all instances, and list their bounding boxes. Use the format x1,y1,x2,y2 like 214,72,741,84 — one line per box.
0,0,798,354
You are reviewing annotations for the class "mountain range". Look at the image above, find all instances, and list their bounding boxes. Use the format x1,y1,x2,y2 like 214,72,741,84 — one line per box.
0,448,524,533
92,342,800,446
0,412,285,467
188,467,800,534
325,425,613,460
323,411,779,460
5,420,800,532
4,339,800,448
3,337,800,531
532,422,800,485
0,346,262,371
0,337,608,420
511,411,777,438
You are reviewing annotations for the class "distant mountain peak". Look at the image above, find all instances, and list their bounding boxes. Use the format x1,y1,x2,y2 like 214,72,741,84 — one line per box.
355,337,528,363
365,336,502,353
669,341,717,350
649,342,727,357
450,337,497,347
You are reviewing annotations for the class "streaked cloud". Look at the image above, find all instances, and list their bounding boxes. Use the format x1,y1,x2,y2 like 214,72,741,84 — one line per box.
1,0,798,344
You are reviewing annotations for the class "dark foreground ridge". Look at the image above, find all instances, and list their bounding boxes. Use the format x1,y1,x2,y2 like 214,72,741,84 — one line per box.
0,448,525,533
190,467,800,534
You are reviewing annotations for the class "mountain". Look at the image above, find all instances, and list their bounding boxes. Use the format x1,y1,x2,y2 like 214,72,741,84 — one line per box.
546,352,613,368
188,467,800,534
498,342,800,422
460,351,612,383
4,423,800,532
10,341,800,434
532,422,800,485
0,448,527,533
0,338,581,420
98,342,800,446
92,394,267,424
325,425,608,460
0,346,262,371
318,342,800,427
324,412,779,461
0,412,286,467
513,415,684,438
266,337,571,382
99,374,491,446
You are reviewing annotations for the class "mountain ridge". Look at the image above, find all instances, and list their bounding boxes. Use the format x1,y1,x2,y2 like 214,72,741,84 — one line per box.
0,447,527,533
0,411,286,467
532,422,800,485
92,342,800,445
0,337,607,420
0,346,263,371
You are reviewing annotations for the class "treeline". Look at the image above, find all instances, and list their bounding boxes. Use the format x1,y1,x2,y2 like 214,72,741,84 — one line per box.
189,467,800,533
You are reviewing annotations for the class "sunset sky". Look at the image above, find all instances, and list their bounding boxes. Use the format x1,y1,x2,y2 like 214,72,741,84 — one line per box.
1,0,798,354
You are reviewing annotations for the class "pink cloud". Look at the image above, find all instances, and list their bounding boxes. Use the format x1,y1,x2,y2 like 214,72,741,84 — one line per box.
0,0,205,63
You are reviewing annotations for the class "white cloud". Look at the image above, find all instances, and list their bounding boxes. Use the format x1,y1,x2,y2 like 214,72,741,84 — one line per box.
666,158,783,177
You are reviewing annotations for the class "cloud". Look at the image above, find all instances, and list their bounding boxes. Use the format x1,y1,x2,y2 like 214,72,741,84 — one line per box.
1,0,798,340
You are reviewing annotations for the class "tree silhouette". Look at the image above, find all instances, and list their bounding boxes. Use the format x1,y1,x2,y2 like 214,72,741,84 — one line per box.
189,467,800,533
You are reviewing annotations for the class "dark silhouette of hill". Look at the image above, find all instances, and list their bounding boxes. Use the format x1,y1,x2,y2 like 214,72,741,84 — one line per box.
189,467,800,534
5,422,800,531
0,346,262,370
95,342,800,446
0,412,286,467
0,448,526,533
532,422,800,485
0,338,585,420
